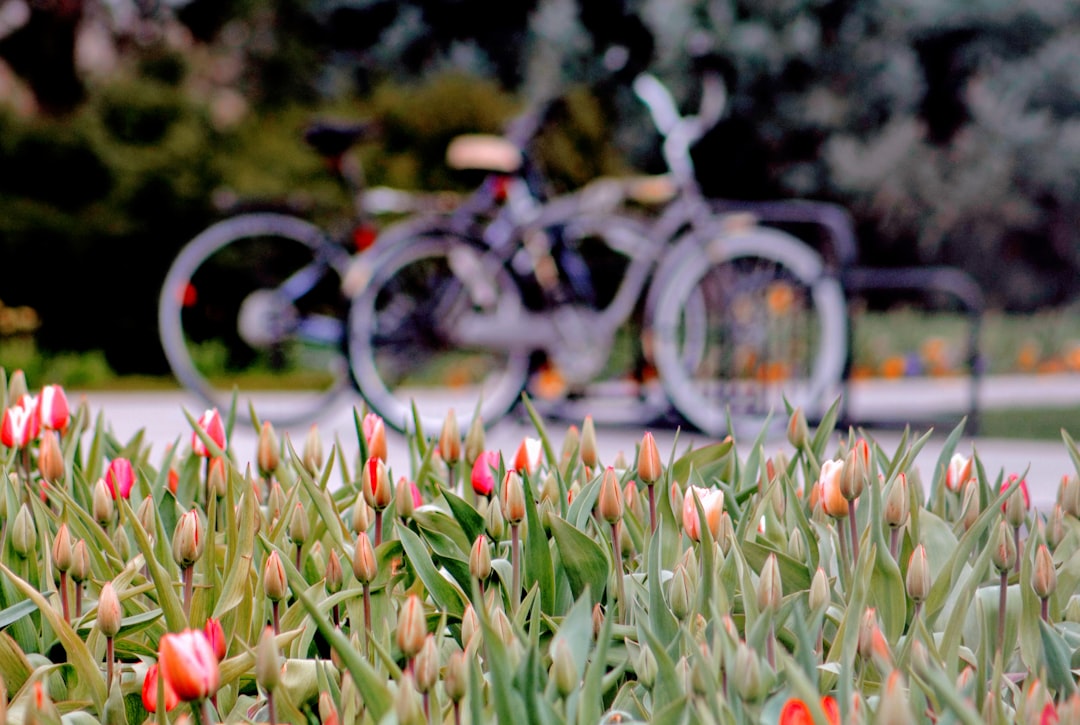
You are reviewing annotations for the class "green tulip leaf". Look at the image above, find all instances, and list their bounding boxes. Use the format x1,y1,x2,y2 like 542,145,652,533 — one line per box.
549,515,609,606
396,521,467,617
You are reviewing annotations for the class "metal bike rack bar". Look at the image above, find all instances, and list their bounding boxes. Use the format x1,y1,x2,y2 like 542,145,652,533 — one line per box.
841,265,985,433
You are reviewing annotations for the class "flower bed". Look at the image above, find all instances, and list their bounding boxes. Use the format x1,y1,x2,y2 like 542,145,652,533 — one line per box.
1,367,1078,724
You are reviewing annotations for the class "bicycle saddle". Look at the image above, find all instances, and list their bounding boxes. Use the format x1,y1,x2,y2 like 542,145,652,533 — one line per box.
303,120,378,158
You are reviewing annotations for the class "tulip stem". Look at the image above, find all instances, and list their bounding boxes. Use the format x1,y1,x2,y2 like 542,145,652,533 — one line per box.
75,584,84,618
332,602,340,629
267,690,277,725
849,511,860,566
611,521,625,624
836,520,851,589
375,511,383,548
106,636,114,689
196,698,214,725
363,583,373,660
183,565,194,618
766,622,776,670
1041,597,1050,624
997,571,1008,656
1013,526,1021,574
60,571,70,624
647,484,657,533
889,528,899,560
453,701,461,725
272,600,281,635
511,523,521,613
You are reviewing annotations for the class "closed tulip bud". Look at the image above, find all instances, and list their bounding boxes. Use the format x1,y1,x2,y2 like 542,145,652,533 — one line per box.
7,369,27,400
906,545,931,603
303,424,323,474
204,617,226,661
351,490,371,534
623,480,642,522
362,412,387,462
884,473,909,529
1048,504,1067,550
142,663,179,714
397,594,426,659
207,456,227,499
501,471,525,525
288,501,309,546
559,424,580,464
669,563,694,619
38,430,64,484
257,421,280,478
471,449,499,498
37,384,70,432
635,643,657,688
470,535,491,582
1060,693,1080,724
263,550,288,602
682,486,724,542
818,459,848,519
92,478,114,525
325,549,344,594
464,414,485,467
550,638,578,697
486,495,506,540
461,603,481,650
992,519,1017,574
717,511,734,554
757,553,783,613
395,673,425,725
960,478,980,531
444,650,468,702
787,407,809,449
591,603,604,639
840,439,869,501
12,504,35,558
735,642,767,702
318,691,340,725
136,495,156,535
877,670,912,725
439,409,461,465
395,477,415,520
944,452,973,493
491,607,515,646
598,466,623,523
172,510,205,569
112,526,130,561
637,431,662,484
539,472,560,506
580,415,598,469
414,635,439,694
352,533,377,584
52,523,72,572
787,528,806,563
255,625,280,691
1033,544,1057,600
70,539,91,583
809,566,830,613
1066,595,1080,623
192,408,226,457
266,481,286,525
1004,482,1028,529
97,581,122,638
363,458,392,511
1061,474,1080,518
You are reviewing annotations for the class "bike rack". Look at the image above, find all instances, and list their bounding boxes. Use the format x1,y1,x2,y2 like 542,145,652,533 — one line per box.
712,198,986,434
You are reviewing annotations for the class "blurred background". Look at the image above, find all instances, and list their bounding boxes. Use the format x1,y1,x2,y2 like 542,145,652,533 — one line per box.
2,0,1080,396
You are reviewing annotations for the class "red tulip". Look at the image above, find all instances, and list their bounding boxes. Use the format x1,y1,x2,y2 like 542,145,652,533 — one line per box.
778,695,840,725
142,663,179,713
1,394,39,448
512,437,542,475
37,384,70,432
471,450,499,497
410,480,423,509
105,458,135,500
191,408,226,457
203,617,227,661
158,629,220,701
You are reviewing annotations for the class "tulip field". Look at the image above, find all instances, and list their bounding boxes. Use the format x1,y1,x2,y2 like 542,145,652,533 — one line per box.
3,365,1080,723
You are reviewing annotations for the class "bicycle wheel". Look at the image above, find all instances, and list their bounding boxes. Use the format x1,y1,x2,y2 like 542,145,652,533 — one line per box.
158,213,352,426
652,226,847,437
347,234,531,434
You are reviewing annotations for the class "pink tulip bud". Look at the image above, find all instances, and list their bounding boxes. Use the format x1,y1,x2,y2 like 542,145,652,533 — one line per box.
1,395,39,448
105,458,135,500
37,385,70,433
471,450,499,497
191,408,226,457
203,617,227,661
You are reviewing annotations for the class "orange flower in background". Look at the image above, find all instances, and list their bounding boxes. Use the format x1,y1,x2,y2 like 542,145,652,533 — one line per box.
778,695,840,725
158,629,220,702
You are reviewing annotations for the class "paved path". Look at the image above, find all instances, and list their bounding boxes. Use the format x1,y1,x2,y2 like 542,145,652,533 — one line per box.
68,374,1080,510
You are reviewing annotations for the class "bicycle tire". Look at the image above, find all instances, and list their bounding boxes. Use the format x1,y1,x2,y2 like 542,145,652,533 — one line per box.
158,213,353,426
347,233,531,434
652,226,847,437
